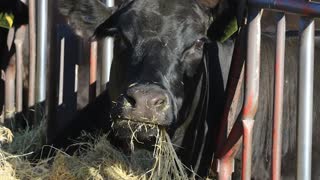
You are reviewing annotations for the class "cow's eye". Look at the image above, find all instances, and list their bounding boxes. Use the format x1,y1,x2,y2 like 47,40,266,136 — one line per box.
194,37,209,50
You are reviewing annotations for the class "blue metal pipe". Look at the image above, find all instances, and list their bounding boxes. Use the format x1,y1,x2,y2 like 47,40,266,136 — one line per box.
249,0,320,17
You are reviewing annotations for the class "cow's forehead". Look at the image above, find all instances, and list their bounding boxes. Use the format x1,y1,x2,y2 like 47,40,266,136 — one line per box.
117,0,208,46
128,0,206,24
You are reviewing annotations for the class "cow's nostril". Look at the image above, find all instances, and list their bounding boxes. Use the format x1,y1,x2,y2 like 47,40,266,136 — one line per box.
125,95,136,107
150,96,167,107
125,85,170,112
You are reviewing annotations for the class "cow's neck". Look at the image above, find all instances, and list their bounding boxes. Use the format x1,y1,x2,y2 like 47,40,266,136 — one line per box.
171,41,235,176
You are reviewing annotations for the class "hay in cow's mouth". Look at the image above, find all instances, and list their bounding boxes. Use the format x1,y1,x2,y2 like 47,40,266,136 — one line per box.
112,118,165,151
0,124,194,179
112,118,161,130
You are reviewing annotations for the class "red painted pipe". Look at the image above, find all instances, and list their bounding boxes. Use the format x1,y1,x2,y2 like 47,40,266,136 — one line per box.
271,13,285,180
214,9,262,180
242,120,255,179
28,0,36,108
216,29,246,154
1,70,4,123
216,139,242,180
5,56,16,119
241,9,262,180
14,25,26,113
89,41,98,102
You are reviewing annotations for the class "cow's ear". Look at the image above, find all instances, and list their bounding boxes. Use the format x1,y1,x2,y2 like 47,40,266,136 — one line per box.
94,1,134,39
59,0,114,38
197,0,220,8
207,0,246,42
222,0,246,26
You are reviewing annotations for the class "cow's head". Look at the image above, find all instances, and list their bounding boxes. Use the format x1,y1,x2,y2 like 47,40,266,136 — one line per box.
59,0,241,148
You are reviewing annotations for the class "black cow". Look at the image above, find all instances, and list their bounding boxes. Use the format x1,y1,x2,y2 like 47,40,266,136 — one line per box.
55,0,320,179
57,0,238,177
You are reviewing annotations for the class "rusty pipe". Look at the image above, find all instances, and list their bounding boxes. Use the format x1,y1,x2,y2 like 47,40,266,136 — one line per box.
89,41,98,102
241,8,262,180
215,28,246,153
242,10,261,121
271,13,285,180
216,67,244,180
218,9,262,179
216,138,242,180
242,120,255,180
28,0,36,108
14,25,26,113
0,70,4,123
213,25,246,179
5,56,16,120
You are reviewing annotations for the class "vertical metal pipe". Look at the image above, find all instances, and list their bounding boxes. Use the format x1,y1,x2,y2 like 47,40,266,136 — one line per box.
242,120,255,180
297,17,314,180
89,41,98,102
215,27,246,155
214,30,245,179
101,0,114,91
28,0,36,108
58,38,65,106
5,57,16,120
217,157,235,180
0,70,4,123
35,0,48,123
241,8,262,180
14,25,26,113
36,0,48,103
271,13,285,180
75,64,79,93
217,139,242,180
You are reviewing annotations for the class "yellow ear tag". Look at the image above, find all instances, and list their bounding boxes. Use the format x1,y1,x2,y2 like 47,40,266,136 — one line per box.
0,13,15,29
219,16,238,43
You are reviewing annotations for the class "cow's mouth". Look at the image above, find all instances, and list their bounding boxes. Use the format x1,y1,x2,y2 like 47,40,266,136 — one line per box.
111,118,163,148
113,117,166,127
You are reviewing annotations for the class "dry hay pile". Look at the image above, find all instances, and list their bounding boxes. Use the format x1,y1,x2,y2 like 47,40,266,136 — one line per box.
0,124,195,180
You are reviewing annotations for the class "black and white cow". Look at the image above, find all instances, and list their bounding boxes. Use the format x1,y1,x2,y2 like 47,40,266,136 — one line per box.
55,0,320,179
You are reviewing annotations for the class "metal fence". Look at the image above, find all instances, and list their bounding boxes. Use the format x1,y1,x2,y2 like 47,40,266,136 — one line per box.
0,0,114,133
1,0,319,179
212,0,319,179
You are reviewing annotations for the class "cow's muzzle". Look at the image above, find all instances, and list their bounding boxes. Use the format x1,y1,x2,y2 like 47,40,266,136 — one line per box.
111,83,173,142
112,84,171,125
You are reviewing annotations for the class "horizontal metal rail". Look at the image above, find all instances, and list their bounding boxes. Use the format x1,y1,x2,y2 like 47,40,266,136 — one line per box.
249,0,320,17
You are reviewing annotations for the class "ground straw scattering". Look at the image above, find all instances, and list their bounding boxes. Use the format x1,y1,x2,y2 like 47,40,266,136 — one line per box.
0,125,193,179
